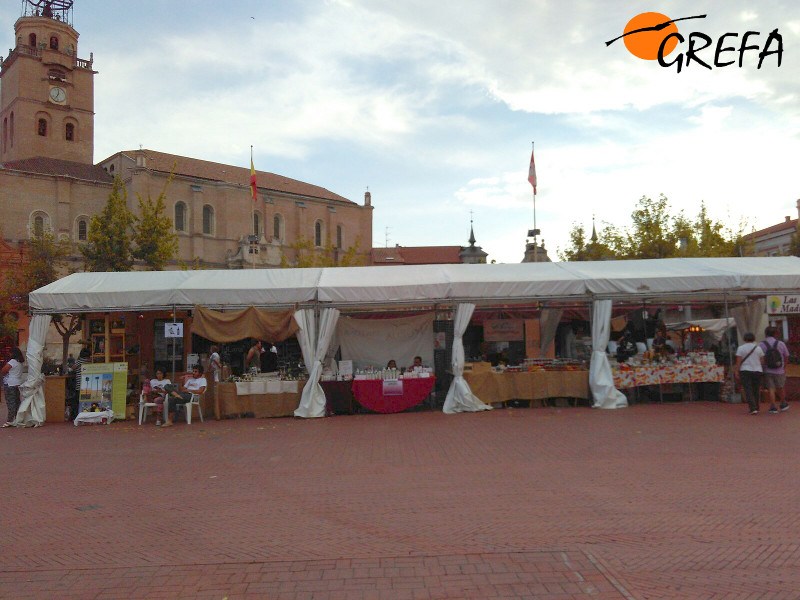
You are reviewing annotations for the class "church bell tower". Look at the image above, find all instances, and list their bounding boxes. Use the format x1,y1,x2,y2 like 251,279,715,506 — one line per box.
0,0,96,164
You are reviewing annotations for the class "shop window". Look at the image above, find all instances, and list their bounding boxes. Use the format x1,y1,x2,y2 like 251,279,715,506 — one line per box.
154,319,184,374
202,205,214,235
29,33,36,47
77,219,87,241
175,202,186,232
50,36,58,50
65,122,75,141
38,118,47,137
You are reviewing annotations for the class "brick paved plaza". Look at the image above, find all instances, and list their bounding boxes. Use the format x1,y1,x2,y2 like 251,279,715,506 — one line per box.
1,402,799,599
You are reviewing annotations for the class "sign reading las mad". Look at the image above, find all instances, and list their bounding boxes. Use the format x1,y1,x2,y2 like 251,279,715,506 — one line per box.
767,295,800,315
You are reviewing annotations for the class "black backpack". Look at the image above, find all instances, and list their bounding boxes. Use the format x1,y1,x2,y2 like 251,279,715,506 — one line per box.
764,340,784,370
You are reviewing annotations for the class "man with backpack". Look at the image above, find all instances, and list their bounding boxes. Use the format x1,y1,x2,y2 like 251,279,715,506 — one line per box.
760,326,790,414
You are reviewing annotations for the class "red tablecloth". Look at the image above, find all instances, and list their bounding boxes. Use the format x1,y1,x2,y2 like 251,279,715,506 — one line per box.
351,377,435,414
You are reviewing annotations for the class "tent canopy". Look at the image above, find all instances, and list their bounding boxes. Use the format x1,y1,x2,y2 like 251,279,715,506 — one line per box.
29,257,800,313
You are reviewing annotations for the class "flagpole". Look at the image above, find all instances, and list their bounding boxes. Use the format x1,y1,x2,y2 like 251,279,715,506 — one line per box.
532,141,537,263
250,145,255,270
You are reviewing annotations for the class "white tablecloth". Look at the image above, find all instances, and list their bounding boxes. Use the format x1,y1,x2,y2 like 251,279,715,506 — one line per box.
234,380,299,395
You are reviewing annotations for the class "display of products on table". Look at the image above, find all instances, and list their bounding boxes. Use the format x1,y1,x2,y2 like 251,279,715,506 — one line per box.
228,370,304,382
342,367,433,381
610,352,724,388
487,359,587,373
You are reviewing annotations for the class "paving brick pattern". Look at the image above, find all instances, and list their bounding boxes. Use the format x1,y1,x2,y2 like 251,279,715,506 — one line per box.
1,401,799,599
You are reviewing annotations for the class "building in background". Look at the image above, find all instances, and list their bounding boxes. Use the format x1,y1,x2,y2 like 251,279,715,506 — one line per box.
0,1,373,272
371,222,488,266
742,200,800,257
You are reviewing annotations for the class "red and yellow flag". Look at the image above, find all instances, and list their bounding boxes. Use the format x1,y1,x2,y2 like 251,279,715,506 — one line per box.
250,149,258,202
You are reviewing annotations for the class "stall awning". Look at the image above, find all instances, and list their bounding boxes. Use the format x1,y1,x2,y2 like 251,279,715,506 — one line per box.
28,257,800,313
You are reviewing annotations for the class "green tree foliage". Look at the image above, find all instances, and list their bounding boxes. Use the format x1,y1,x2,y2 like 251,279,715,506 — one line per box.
81,176,136,271
560,195,747,261
280,236,367,268
133,173,178,270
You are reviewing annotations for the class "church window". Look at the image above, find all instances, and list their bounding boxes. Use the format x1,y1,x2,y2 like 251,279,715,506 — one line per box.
174,202,186,232
9,112,13,147
337,225,343,249
2,118,6,153
109,164,115,173
30,212,50,238
50,36,59,50
77,219,87,241
273,214,283,241
314,221,324,247
29,33,36,47
38,118,47,137
202,205,214,235
34,216,44,237
48,69,66,82
253,212,261,237
65,123,74,141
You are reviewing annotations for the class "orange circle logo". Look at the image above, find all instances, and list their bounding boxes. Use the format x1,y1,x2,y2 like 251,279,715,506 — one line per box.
623,12,679,60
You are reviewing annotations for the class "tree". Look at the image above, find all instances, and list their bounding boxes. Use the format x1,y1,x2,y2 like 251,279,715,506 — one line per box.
558,222,618,261
280,236,367,268
81,175,136,271
133,173,178,270
4,228,74,369
625,194,676,259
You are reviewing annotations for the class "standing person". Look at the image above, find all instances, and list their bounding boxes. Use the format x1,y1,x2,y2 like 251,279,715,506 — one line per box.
735,333,765,415
209,345,222,383
760,326,790,414
245,340,263,372
1,347,25,427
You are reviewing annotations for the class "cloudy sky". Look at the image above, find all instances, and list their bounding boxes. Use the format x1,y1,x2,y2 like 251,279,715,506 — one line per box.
2,1,798,262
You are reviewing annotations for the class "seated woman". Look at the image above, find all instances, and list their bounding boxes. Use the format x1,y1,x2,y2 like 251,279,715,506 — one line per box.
387,360,397,369
147,369,171,425
162,365,206,427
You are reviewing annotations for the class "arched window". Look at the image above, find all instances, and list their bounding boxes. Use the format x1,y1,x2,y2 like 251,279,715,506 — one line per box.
50,36,58,50
65,122,75,141
336,225,343,249
29,33,36,47
174,202,186,232
48,69,66,81
2,118,6,154
314,221,323,247
9,112,13,147
38,118,47,137
30,212,50,238
77,218,87,241
109,164,115,173
273,214,283,241
202,205,214,235
253,212,261,237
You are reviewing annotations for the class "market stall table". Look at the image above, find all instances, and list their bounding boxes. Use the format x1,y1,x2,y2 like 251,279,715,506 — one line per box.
215,379,303,418
463,369,589,404
351,376,435,414
611,357,724,402
320,380,355,415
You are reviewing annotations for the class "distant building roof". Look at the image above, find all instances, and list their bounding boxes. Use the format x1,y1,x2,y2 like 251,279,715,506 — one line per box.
116,149,354,204
371,245,463,265
744,217,797,240
0,157,113,183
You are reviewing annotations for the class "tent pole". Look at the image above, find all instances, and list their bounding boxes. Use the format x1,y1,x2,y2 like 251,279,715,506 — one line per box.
171,304,177,383
723,291,736,401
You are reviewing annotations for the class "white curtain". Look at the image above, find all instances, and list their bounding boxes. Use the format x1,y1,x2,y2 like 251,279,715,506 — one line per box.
589,300,627,409
443,303,492,414
732,298,766,344
14,315,52,427
539,308,563,356
337,314,434,371
294,308,340,418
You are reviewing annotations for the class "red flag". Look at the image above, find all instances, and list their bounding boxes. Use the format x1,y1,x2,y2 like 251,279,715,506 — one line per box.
527,147,537,195
250,151,258,202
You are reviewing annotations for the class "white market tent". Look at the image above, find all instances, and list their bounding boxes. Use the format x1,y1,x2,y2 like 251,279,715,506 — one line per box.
15,257,800,426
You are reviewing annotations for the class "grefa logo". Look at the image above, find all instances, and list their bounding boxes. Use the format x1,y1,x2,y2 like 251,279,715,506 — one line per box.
606,12,783,73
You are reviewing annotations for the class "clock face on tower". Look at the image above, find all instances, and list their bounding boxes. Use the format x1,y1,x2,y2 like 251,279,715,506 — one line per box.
49,86,67,104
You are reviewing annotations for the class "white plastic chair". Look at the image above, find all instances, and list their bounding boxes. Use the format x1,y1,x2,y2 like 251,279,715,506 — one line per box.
138,390,159,425
178,393,204,424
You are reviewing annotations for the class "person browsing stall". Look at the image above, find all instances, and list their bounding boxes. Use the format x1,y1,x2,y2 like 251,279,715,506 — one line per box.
1,347,25,427
760,326,790,414
161,365,206,427
735,332,765,415
209,345,222,383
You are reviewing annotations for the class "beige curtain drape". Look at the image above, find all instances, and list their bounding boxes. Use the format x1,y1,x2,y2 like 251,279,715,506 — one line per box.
191,306,299,342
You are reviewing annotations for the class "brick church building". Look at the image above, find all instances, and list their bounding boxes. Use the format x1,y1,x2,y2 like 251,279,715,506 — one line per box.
0,1,373,272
